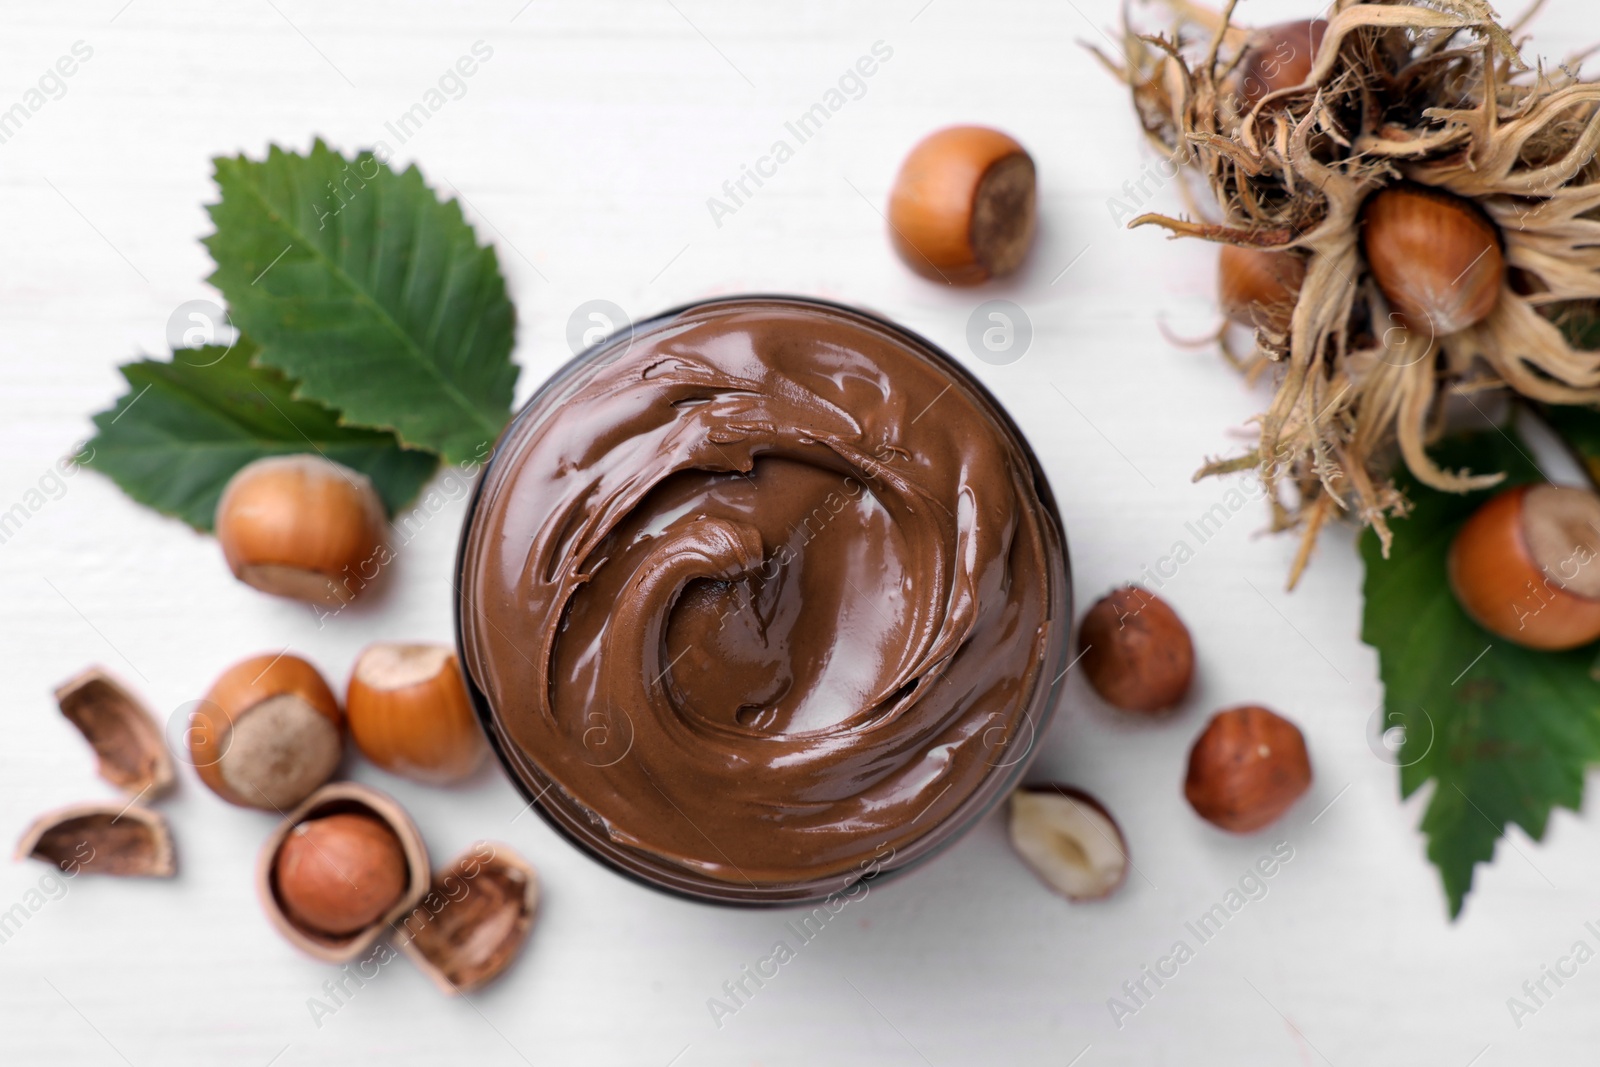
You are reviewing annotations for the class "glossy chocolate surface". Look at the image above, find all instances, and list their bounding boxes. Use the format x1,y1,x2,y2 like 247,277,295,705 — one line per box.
458,298,1067,901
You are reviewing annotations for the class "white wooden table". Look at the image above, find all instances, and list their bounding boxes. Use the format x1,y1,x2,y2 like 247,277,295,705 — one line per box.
2,1,1595,1063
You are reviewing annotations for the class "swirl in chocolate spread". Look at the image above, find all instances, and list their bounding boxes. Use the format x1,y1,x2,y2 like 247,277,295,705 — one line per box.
459,298,1065,888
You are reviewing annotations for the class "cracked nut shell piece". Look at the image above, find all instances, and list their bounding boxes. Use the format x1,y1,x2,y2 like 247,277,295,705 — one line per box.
16,802,175,877
396,842,539,995
55,667,174,797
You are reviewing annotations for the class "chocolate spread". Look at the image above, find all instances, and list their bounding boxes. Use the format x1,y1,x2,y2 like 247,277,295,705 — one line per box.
458,298,1067,895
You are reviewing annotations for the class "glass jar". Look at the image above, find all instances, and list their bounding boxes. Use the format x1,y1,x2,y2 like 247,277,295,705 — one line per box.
456,296,1071,905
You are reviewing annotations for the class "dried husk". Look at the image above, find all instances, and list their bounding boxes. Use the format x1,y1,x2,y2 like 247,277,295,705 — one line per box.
1103,0,1600,584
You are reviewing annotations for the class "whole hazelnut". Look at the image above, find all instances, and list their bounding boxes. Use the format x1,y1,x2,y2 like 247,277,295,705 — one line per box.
257,784,428,963
192,653,343,810
273,812,408,937
1361,184,1503,336
346,643,487,786
215,454,388,605
887,125,1037,285
1185,705,1312,832
1218,245,1305,333
1228,19,1328,108
1077,586,1194,714
1448,483,1600,650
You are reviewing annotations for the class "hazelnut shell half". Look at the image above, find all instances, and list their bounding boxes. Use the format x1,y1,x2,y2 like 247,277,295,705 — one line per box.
16,801,175,877
396,842,540,995
257,782,429,964
55,666,174,797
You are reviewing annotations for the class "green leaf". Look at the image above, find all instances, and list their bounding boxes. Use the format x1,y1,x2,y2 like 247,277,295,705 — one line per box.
204,141,517,465
1361,429,1600,918
84,339,439,530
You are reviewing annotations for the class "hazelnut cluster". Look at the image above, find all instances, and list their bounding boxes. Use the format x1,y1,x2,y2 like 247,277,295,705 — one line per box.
190,649,526,986
21,643,530,992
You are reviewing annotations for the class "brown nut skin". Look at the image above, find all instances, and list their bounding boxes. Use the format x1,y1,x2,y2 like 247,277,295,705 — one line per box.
1218,245,1305,332
1078,586,1194,714
1448,484,1600,650
346,643,487,786
1185,706,1312,833
888,125,1037,285
193,653,344,810
1230,19,1328,108
215,454,388,606
273,812,408,937
1361,184,1503,336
